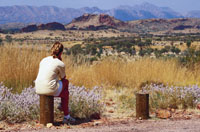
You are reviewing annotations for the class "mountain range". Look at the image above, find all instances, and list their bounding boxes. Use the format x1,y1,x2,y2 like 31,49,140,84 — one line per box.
65,14,200,34
18,13,200,35
0,2,199,25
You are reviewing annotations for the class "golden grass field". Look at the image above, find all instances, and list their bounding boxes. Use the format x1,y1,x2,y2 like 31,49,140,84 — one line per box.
1,43,200,93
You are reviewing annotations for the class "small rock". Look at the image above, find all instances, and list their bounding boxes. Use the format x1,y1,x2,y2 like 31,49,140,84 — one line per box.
93,121,102,126
105,102,111,106
108,110,114,113
46,123,53,128
185,116,191,120
156,109,171,119
171,108,176,113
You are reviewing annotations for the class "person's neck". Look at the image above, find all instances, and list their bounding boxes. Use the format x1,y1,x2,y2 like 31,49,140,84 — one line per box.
52,55,62,61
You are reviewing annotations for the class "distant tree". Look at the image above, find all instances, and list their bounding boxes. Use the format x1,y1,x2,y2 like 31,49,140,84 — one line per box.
5,35,12,43
70,44,83,55
171,46,181,54
90,46,97,55
145,39,152,46
146,48,154,55
155,37,161,41
160,48,168,54
138,42,145,49
49,33,54,36
90,57,98,62
124,43,133,48
139,49,146,56
0,38,2,44
129,48,136,55
186,40,191,48
154,49,162,58
85,44,97,55
164,46,171,51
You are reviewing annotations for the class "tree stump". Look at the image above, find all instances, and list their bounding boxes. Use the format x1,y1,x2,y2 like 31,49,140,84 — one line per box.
39,95,54,125
136,93,149,119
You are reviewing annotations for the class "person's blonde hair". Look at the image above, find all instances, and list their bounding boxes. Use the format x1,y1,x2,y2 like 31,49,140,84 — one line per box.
51,41,63,58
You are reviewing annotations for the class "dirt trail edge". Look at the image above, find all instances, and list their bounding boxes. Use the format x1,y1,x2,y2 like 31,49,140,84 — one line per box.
20,117,200,132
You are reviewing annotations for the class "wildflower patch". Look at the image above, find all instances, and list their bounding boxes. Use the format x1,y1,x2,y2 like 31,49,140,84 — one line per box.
0,83,103,123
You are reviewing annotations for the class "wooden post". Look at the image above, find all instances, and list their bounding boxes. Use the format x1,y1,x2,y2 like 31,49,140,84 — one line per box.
136,93,149,119
39,95,54,125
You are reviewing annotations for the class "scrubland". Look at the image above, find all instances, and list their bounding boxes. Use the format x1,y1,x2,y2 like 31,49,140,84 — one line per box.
1,35,200,123
1,44,200,92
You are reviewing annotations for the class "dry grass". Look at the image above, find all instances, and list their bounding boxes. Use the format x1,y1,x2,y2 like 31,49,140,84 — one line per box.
70,57,200,89
0,45,48,92
1,44,200,93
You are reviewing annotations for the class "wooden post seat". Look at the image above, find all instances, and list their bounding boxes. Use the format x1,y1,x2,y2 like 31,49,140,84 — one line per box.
39,95,54,125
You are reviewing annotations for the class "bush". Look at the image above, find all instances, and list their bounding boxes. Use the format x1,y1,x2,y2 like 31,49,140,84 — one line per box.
171,46,181,54
5,35,12,43
139,49,146,56
0,38,2,44
0,83,39,123
0,83,103,123
70,44,83,55
118,94,136,109
178,48,200,67
142,84,200,110
68,84,103,118
186,40,192,48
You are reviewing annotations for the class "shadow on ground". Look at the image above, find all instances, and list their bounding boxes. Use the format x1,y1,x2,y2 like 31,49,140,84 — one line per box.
53,118,96,126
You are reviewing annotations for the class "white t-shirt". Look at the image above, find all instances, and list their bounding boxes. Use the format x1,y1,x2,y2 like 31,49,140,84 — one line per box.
35,56,66,96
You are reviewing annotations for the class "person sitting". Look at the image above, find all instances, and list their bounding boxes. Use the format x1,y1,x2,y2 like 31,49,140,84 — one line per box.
35,41,75,124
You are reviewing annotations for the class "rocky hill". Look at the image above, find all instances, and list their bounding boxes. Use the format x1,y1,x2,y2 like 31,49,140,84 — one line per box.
65,14,200,34
65,14,126,30
126,18,200,33
21,22,65,32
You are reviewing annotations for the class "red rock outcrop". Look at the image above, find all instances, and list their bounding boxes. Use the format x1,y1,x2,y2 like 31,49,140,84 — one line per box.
66,13,126,30
21,25,38,32
21,22,65,32
38,22,65,30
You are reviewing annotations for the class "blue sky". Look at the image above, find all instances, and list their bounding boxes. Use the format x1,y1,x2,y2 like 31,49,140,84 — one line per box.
0,0,199,13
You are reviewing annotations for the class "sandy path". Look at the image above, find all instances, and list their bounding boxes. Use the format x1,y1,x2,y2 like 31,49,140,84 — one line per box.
19,118,200,132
